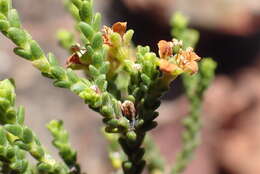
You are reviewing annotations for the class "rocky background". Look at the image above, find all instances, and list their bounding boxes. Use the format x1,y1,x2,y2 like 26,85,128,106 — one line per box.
0,0,260,174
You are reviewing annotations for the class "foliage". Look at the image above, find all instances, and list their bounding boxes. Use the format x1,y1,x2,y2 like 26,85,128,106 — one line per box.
0,1,216,174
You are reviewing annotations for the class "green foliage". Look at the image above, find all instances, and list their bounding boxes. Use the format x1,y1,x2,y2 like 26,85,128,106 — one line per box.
0,79,71,174
0,1,216,174
170,13,217,174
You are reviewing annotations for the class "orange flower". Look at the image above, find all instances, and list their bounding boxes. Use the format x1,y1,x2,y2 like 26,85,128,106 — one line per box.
158,40,173,59
102,22,127,46
176,47,201,74
159,59,177,74
112,22,127,37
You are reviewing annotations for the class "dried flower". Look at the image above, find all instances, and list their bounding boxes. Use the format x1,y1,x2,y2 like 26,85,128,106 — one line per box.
102,22,127,46
121,100,136,119
158,40,173,59
112,22,127,37
66,44,87,68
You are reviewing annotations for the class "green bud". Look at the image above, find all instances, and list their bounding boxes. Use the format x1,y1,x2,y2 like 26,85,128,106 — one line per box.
9,9,20,28
101,105,114,118
22,127,34,144
123,29,134,45
32,58,50,73
0,146,5,156
92,12,102,31
91,32,103,50
141,74,151,86
30,40,44,59
51,66,66,80
123,161,132,170
6,146,15,159
96,75,107,91
79,1,92,23
0,98,10,112
106,119,119,127
47,53,59,66
14,140,30,151
99,61,110,74
37,162,52,172
14,47,32,60
7,27,27,47
66,68,78,83
0,19,9,32
171,12,188,29
115,71,130,90
5,107,16,123
126,131,137,142
89,65,99,77
31,146,45,160
70,82,87,94
0,0,10,17
10,160,28,173
53,80,71,88
110,32,121,47
92,51,103,66
71,0,82,8
5,124,23,137
118,117,130,129
79,22,94,39
0,128,7,145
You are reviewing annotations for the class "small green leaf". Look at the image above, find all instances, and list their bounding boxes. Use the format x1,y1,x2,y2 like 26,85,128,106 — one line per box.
0,128,7,145
92,12,102,31
14,47,32,60
79,22,94,40
47,53,59,66
8,9,20,28
30,40,44,59
22,127,34,144
79,1,92,23
51,66,66,80
89,65,99,77
5,124,23,137
0,0,10,17
7,27,27,47
91,32,103,50
0,19,9,32
53,80,71,88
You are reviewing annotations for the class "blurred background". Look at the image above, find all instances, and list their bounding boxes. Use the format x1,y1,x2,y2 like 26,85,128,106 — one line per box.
0,0,260,174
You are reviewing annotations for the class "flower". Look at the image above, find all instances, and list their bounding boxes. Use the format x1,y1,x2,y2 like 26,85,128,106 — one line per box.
175,47,201,74
158,40,201,75
102,22,127,46
66,44,86,69
112,22,127,37
159,59,177,74
158,40,173,59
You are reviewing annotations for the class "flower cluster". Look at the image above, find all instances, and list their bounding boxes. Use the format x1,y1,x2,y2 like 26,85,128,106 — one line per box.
0,0,215,174
158,39,201,76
